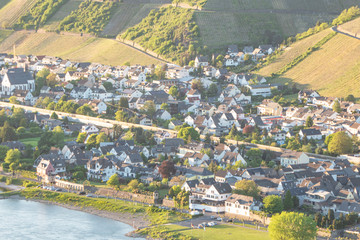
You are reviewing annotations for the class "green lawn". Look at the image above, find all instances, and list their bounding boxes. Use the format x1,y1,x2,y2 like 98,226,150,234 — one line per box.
19,136,75,147
165,224,270,240
19,137,40,147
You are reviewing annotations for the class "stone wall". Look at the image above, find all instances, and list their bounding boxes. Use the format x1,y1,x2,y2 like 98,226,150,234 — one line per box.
96,188,155,204
225,212,271,225
162,198,175,208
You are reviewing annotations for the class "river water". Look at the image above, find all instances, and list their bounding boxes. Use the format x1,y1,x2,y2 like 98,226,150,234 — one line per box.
0,198,143,240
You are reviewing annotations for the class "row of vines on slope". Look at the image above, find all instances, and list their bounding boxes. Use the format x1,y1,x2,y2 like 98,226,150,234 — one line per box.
120,6,202,65
14,0,68,30
58,0,116,35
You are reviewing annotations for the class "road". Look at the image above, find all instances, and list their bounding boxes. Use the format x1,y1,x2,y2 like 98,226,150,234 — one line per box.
0,101,177,134
0,101,345,160
331,26,360,40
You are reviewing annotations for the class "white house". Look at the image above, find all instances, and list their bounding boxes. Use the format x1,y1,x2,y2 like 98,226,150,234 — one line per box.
1,68,35,96
280,151,310,166
225,194,261,217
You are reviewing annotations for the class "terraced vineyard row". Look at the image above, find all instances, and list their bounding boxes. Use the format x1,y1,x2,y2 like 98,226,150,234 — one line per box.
0,0,38,28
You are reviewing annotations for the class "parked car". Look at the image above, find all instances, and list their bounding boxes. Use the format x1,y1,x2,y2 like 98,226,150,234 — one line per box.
216,217,222,221
211,215,216,219
190,210,200,216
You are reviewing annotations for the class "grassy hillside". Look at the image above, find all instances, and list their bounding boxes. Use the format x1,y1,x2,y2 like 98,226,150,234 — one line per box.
0,30,14,43
0,0,38,28
339,16,360,35
196,0,360,49
255,13,360,98
257,28,333,76
0,31,162,65
275,33,360,97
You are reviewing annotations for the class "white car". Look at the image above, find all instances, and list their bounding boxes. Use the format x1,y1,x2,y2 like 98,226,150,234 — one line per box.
190,210,200,216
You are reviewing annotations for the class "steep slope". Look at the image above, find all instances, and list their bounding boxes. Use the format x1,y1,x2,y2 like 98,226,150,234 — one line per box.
195,0,359,48
0,31,162,65
256,16,360,97
0,0,38,28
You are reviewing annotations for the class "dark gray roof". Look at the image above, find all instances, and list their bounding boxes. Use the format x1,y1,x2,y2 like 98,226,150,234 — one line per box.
300,128,322,136
213,182,232,194
5,68,34,85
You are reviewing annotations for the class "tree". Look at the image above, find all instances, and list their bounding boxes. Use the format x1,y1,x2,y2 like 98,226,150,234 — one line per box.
269,212,317,240
86,134,97,149
168,185,181,198
243,125,254,134
283,190,294,210
9,96,19,104
158,160,175,179
119,97,129,108
128,179,139,191
50,112,58,119
160,103,169,111
142,100,156,118
115,110,128,122
234,180,260,198
328,131,352,155
177,126,200,142
73,171,85,180
206,83,218,97
169,86,179,99
263,195,283,214
245,148,262,167
208,160,218,173
328,209,335,223
4,149,21,164
96,132,108,144
102,82,113,91
107,174,119,189
290,195,299,209
51,126,64,146
333,100,341,113
345,94,356,103
0,121,17,142
191,79,204,93
46,73,57,87
76,132,87,143
0,145,9,161
305,116,313,127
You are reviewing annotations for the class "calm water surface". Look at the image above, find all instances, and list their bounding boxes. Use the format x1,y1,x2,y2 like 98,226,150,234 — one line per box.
0,198,143,240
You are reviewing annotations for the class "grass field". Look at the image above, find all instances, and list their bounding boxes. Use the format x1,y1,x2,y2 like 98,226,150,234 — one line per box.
339,16,360,36
0,29,14,43
257,28,332,76
102,3,163,36
0,31,162,65
196,0,358,49
42,0,84,31
165,224,271,240
0,0,38,28
19,137,41,147
272,33,360,97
